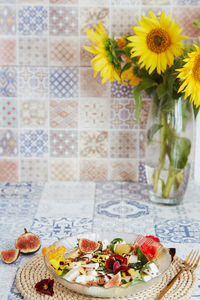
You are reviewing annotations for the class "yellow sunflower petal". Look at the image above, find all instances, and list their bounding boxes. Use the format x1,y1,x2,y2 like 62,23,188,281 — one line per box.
128,10,187,74
177,45,200,107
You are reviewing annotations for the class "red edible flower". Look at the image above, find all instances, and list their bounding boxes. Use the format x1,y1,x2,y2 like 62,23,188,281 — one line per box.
105,254,129,273
145,235,160,243
35,278,54,296
105,257,116,270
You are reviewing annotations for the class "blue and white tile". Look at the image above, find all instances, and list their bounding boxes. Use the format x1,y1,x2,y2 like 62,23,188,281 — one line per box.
0,264,19,300
0,216,33,244
50,67,79,98
0,182,44,200
123,218,155,236
93,217,124,233
95,182,122,202
121,182,151,202
0,67,17,97
20,130,48,157
95,199,123,219
155,218,200,243
18,6,48,35
18,67,48,99
30,217,92,243
123,200,149,219
0,196,39,219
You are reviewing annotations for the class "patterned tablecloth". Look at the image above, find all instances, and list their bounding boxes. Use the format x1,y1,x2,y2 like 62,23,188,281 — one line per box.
0,181,200,300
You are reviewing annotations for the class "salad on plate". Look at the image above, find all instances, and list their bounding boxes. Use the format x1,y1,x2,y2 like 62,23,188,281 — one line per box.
42,234,165,289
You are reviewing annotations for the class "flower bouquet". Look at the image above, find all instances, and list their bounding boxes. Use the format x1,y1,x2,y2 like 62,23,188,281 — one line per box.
84,10,200,205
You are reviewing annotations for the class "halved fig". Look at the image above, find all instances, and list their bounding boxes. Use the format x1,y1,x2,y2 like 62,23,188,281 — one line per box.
0,249,20,264
15,228,41,254
104,272,121,288
78,238,100,253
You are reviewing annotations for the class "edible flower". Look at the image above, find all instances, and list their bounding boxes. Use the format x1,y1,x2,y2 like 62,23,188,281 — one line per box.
49,256,71,276
92,254,107,264
35,278,54,296
105,254,129,273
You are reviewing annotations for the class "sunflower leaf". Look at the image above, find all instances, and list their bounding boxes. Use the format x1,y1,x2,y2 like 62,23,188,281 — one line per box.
120,62,132,76
168,136,191,169
133,86,142,121
157,82,168,98
147,123,163,144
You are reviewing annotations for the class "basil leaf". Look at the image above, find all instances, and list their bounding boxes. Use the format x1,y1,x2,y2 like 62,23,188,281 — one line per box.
136,247,148,265
121,279,128,284
128,262,144,270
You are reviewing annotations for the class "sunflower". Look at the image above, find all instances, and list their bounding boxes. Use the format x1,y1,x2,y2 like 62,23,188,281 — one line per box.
121,68,142,86
127,10,187,74
177,44,200,107
83,22,121,84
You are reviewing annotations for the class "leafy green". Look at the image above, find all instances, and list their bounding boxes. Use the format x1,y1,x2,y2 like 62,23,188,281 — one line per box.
128,262,144,270
129,277,144,286
120,62,132,75
168,136,191,169
133,79,158,120
136,247,148,265
156,82,167,98
96,266,107,272
121,279,128,284
147,123,163,144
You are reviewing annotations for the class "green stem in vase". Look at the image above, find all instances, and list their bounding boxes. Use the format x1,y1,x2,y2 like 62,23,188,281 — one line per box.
162,166,178,198
152,112,167,193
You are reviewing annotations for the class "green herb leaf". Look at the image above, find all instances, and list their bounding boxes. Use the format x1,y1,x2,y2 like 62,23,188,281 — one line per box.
128,262,144,270
129,277,144,286
136,247,148,265
168,136,191,169
121,279,128,284
147,123,163,144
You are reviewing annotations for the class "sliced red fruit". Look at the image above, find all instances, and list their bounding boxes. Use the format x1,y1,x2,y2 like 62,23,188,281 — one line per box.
15,228,41,254
104,272,121,288
0,249,20,264
78,238,99,253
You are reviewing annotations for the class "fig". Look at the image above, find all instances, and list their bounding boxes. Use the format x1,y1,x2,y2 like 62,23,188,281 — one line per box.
104,272,121,288
78,238,100,253
15,228,41,254
0,249,20,264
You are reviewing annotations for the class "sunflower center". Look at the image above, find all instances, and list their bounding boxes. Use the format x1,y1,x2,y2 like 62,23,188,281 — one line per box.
147,28,171,53
193,54,200,82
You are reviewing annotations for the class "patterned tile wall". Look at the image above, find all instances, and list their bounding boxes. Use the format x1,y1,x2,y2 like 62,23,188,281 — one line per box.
0,0,199,182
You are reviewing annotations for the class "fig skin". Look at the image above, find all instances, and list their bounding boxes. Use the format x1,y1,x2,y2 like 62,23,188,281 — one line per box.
0,249,20,264
15,228,41,254
78,238,100,253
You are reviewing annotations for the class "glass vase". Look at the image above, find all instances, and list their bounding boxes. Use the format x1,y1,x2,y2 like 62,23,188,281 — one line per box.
145,91,194,205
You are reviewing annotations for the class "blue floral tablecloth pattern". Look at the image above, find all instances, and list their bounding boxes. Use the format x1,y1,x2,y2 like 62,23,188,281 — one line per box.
0,181,200,299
